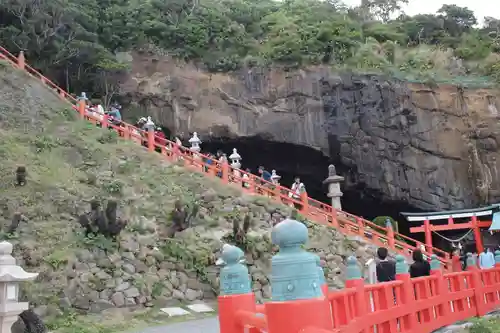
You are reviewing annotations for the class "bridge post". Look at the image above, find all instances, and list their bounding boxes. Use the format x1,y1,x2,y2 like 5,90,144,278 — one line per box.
386,218,395,249
77,92,88,119
315,255,327,295
430,254,451,318
0,241,38,333
466,253,485,316
395,255,418,329
264,218,332,333
345,256,367,323
17,51,25,70
217,244,255,333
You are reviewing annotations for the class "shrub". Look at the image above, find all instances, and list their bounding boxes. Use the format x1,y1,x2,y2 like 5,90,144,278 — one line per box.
166,199,199,237
77,199,127,239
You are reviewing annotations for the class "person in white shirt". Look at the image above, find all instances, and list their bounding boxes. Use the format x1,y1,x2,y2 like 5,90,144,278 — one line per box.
289,176,305,199
479,248,495,269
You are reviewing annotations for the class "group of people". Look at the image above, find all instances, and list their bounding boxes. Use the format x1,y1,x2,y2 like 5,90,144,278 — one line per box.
375,246,499,283
375,247,431,282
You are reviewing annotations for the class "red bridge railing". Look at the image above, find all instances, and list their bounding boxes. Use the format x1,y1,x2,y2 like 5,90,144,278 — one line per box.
0,47,451,268
220,262,500,333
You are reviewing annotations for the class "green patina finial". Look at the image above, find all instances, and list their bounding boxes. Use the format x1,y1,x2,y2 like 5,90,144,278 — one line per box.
219,244,251,295
346,256,362,280
495,250,500,265
466,252,476,267
395,255,408,274
270,218,322,301
430,254,441,270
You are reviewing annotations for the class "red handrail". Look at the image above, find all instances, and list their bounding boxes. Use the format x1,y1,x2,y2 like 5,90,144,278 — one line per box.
0,45,452,268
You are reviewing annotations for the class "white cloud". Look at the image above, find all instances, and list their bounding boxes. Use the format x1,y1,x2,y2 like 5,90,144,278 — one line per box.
342,0,500,25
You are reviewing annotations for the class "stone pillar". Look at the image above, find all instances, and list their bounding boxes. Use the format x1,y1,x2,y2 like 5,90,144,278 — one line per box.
322,164,344,210
217,244,255,333
265,218,332,333
188,132,201,153
0,241,38,333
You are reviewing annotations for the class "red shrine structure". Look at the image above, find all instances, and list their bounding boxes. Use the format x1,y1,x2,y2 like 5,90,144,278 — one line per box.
401,204,500,255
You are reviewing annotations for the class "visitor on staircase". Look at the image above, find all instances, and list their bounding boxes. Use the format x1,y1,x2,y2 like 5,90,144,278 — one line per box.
95,103,105,123
289,176,306,209
258,166,272,182
375,247,395,282
479,247,495,269
107,103,122,125
409,250,431,278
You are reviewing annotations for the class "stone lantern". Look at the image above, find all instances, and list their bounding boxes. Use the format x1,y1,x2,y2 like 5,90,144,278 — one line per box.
270,170,281,185
323,164,344,210
229,148,241,169
78,92,88,101
188,132,202,153
0,241,38,333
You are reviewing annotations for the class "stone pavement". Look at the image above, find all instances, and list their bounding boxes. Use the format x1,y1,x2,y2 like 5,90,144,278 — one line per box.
135,317,220,333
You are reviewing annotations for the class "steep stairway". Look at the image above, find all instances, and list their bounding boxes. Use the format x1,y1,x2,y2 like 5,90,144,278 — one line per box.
0,46,451,267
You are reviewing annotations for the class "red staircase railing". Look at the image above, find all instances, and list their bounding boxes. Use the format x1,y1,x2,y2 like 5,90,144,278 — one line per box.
0,46,452,268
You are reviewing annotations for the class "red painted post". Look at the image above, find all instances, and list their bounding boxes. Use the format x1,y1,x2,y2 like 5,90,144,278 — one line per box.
357,217,364,237
300,191,309,215
221,160,229,183
344,256,367,321
472,216,484,254
330,209,338,228
387,225,395,250
101,114,108,129
430,255,451,320
466,253,485,316
218,245,256,333
424,219,433,255
17,51,25,70
395,255,418,331
77,99,85,119
147,129,154,152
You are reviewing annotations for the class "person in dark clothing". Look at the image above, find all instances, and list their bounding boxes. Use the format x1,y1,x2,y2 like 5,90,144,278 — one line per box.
376,247,396,282
258,166,272,182
409,249,431,278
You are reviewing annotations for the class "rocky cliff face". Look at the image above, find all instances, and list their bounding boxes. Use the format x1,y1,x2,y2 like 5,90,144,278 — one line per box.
120,51,500,211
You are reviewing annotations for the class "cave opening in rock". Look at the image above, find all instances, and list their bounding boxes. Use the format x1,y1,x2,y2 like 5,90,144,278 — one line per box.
201,135,425,240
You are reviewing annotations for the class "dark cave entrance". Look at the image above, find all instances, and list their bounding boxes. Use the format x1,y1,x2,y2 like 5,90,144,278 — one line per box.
199,135,428,242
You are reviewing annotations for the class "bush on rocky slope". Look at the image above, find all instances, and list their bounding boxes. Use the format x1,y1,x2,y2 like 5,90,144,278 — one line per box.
0,63,382,318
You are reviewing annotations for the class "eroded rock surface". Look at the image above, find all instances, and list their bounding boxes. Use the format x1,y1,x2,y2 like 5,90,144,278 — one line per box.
120,52,500,210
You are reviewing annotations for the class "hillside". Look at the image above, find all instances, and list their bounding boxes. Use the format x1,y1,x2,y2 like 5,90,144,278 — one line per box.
0,60,381,326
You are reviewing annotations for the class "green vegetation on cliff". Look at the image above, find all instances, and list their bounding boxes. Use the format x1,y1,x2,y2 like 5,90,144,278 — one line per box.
1,0,500,101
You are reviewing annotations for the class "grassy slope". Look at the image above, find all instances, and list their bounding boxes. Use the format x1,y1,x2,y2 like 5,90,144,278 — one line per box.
0,60,246,302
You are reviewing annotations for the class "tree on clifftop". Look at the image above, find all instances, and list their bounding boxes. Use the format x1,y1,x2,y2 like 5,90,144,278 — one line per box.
0,0,499,95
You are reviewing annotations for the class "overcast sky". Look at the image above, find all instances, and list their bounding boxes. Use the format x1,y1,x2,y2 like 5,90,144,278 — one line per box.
342,0,499,25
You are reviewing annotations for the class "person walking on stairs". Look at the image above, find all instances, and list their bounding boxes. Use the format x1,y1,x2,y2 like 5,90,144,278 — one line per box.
409,249,430,278
375,247,395,282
